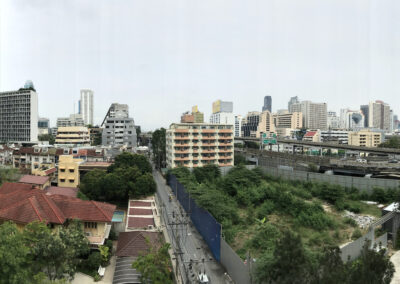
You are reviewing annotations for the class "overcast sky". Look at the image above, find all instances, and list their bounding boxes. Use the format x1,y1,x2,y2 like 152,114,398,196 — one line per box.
1,0,399,130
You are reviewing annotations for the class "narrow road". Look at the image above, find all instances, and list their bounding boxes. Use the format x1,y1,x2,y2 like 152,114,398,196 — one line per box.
153,168,230,284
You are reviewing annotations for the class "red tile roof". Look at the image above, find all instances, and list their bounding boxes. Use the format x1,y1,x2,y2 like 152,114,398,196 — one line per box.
127,217,155,228
0,182,116,225
129,208,153,216
44,168,57,175
130,201,152,207
116,231,162,257
45,186,78,198
19,175,49,185
304,131,317,137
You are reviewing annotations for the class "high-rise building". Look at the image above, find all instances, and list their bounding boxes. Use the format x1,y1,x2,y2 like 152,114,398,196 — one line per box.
339,109,365,130
57,114,85,127
262,96,272,112
80,89,94,126
327,111,340,129
368,101,391,131
360,105,369,128
234,115,243,137
272,112,303,129
291,101,327,130
288,96,300,113
38,118,50,135
0,81,38,142
101,103,137,147
241,111,260,137
212,100,233,113
166,123,234,168
257,110,275,137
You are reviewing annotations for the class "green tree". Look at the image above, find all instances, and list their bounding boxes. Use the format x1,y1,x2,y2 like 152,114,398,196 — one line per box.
193,164,221,183
152,128,166,169
347,242,394,284
0,167,20,185
23,220,90,281
38,134,55,145
379,137,400,149
132,241,173,284
0,222,31,284
109,152,152,174
131,173,156,197
79,169,105,200
256,230,312,284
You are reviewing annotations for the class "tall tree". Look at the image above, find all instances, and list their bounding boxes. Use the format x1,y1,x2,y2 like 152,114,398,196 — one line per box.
0,222,31,284
38,134,55,145
132,241,173,284
152,128,166,169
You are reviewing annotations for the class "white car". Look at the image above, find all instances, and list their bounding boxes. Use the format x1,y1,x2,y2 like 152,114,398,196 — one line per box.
356,158,367,163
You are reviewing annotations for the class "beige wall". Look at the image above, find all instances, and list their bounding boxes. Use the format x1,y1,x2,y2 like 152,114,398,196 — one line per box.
58,155,82,187
257,111,275,138
348,130,382,147
273,112,303,129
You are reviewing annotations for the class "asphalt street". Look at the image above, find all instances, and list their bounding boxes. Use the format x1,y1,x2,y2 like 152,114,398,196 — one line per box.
153,168,231,284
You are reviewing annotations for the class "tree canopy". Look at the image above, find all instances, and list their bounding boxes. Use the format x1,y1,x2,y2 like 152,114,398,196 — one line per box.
0,220,90,283
152,128,166,169
80,153,155,203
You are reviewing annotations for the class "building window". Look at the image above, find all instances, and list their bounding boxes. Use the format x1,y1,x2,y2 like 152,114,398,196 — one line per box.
69,169,74,173
69,179,74,183
60,169,65,172
84,222,97,229
60,179,65,182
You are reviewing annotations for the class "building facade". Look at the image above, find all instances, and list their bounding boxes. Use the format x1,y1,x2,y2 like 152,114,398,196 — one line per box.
58,155,82,188
288,96,300,113
360,105,369,128
262,96,272,112
212,100,233,113
234,115,243,137
327,111,340,129
348,130,383,147
102,103,137,147
241,111,260,137
55,126,90,146
80,89,94,126
291,101,327,130
320,130,349,144
166,123,234,168
257,110,275,138
368,101,391,131
57,114,85,127
340,109,365,130
0,86,38,142
272,112,303,129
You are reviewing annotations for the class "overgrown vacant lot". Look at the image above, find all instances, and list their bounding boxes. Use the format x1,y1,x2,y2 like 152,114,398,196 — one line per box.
169,165,396,260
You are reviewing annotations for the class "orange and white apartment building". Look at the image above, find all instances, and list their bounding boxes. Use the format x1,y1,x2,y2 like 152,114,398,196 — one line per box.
166,123,234,168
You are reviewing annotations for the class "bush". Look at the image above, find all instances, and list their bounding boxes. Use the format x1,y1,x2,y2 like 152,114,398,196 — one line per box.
256,200,275,219
319,183,345,204
352,229,363,240
295,210,334,230
94,274,101,282
86,251,102,271
344,217,357,227
371,187,389,203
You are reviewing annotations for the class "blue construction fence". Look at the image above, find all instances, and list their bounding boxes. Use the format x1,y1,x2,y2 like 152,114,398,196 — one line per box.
168,174,221,262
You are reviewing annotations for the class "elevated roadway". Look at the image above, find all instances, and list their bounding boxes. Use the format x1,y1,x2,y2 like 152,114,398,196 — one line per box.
235,137,400,156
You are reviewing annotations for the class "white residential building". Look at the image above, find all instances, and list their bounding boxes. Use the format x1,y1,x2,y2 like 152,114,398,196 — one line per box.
0,82,38,142
339,109,365,130
80,89,94,126
234,115,243,137
368,101,391,131
291,100,327,130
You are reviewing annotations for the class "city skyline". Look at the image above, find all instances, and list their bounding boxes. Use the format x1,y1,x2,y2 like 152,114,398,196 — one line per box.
1,0,400,130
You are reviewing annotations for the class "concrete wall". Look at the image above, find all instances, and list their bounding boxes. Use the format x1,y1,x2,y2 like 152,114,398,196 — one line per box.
220,239,251,284
340,230,374,262
258,166,400,193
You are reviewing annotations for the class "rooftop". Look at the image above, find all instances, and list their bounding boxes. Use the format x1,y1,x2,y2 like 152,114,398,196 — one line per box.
19,175,49,185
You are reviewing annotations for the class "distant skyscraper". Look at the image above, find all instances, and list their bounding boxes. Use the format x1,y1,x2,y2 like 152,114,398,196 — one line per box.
0,81,38,142
288,96,300,113
368,101,390,131
291,100,327,130
327,111,340,129
360,105,369,128
80,89,94,125
262,96,272,112
212,100,233,113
